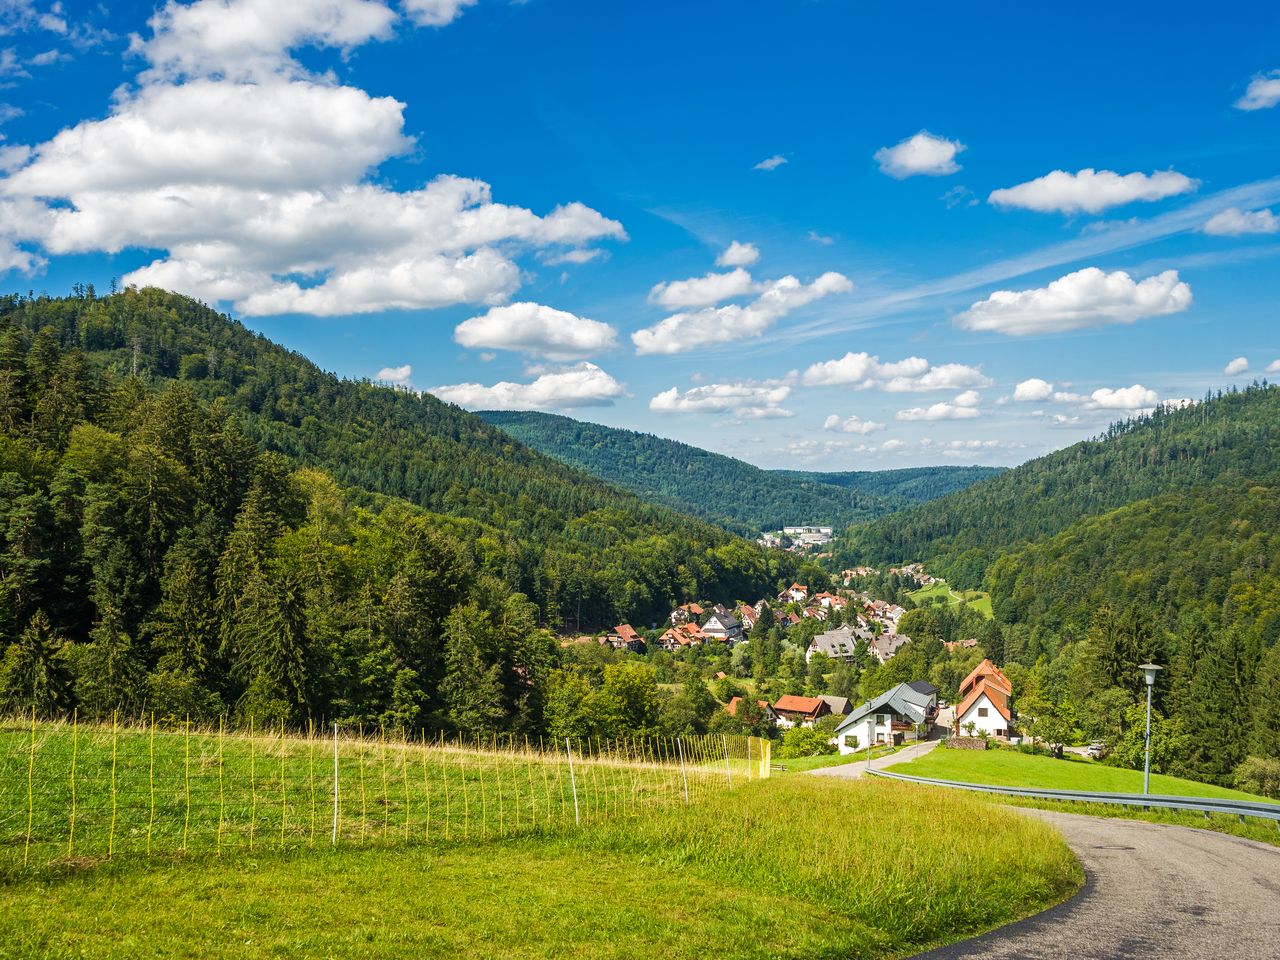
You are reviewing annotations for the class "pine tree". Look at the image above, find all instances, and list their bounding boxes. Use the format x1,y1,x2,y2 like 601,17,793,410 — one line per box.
0,610,73,715
440,607,504,737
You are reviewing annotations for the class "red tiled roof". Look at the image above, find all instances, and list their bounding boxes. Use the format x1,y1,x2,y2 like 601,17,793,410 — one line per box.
612,624,641,642
959,659,1011,698
773,694,826,717
955,679,1011,723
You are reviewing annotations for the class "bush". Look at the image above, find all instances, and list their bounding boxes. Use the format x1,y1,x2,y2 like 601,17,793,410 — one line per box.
1233,756,1280,799
777,725,837,759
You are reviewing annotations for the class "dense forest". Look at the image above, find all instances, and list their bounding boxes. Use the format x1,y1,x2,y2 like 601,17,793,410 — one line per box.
836,386,1280,790
479,410,999,533
0,287,823,731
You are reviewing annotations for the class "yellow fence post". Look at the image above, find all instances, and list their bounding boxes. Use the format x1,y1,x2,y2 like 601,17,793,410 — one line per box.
67,708,78,859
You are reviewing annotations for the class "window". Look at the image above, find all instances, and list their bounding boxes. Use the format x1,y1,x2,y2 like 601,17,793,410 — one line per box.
977,707,988,718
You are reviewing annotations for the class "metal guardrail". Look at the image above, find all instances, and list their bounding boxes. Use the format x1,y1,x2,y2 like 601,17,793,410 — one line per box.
869,769,1280,826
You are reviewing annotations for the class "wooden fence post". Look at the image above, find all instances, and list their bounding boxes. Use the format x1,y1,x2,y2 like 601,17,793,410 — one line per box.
565,738,580,826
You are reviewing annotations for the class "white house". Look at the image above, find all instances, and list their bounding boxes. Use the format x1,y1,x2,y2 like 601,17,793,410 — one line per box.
702,613,743,643
953,660,1013,738
833,682,938,754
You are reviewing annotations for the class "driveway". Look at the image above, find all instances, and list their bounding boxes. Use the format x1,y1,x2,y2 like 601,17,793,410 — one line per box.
807,738,939,779
912,809,1280,959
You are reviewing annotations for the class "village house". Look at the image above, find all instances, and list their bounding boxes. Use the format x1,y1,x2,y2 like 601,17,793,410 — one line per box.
702,612,744,644
954,659,1013,738
833,681,939,753
670,602,704,626
818,694,852,716
772,694,831,729
870,632,911,663
725,697,778,726
806,622,876,664
603,624,646,654
780,583,809,604
736,603,759,632
801,605,829,622
811,591,846,609
659,622,706,651
944,637,980,653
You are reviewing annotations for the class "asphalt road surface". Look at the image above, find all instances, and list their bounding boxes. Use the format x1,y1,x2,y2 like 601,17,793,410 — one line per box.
913,809,1280,959
807,738,940,778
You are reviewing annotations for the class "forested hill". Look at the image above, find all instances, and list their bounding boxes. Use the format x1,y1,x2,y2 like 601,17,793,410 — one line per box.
837,385,1280,586
0,288,803,639
478,410,1000,533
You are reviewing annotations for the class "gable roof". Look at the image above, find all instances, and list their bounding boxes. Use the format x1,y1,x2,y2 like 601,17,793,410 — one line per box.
959,659,1011,698
818,695,852,715
835,682,937,733
773,694,827,717
955,679,1012,723
726,696,775,718
906,679,940,697
611,624,641,642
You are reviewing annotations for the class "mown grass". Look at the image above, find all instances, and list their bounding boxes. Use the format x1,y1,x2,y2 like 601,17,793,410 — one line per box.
0,718,755,877
893,745,1277,802
0,776,1081,960
907,580,992,619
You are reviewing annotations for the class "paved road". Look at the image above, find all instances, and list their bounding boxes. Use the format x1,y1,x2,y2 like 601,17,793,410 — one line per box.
913,809,1280,959
807,738,939,778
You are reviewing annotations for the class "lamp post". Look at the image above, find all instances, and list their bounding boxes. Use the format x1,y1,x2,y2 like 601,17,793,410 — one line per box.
865,703,873,772
1139,663,1162,795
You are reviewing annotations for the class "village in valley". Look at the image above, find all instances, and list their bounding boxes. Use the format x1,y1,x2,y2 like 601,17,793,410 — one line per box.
562,549,1010,758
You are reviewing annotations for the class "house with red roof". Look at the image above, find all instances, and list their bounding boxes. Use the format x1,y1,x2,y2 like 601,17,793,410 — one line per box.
771,694,831,729
604,624,646,654
954,659,1013,738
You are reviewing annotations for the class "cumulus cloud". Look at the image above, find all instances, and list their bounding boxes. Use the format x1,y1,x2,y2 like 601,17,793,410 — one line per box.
633,272,851,355
401,0,476,27
1088,384,1159,410
375,363,412,386
1013,378,1053,402
650,380,793,420
954,267,1192,337
801,351,991,392
0,0,626,316
1267,360,1280,374
453,302,617,360
988,168,1198,215
754,154,787,171
1224,356,1250,376
716,241,760,268
874,130,964,178
430,362,625,411
1236,70,1280,111
648,268,756,309
822,413,885,435
896,390,982,421
1204,207,1280,235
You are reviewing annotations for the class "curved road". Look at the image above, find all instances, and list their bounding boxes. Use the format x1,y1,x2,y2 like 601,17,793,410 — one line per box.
914,810,1280,959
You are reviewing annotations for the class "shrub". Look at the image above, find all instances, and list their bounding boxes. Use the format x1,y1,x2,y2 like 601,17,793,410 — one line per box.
777,726,837,759
1233,756,1280,799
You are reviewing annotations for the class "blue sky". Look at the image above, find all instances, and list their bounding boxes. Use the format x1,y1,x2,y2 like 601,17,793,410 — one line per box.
3,0,1279,468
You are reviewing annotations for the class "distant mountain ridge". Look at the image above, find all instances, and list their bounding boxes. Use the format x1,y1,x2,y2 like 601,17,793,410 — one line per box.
477,410,1003,534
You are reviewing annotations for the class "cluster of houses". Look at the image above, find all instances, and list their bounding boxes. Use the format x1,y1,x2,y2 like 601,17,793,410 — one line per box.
758,525,834,553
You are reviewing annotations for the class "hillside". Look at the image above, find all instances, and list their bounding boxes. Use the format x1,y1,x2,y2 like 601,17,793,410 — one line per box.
0,287,809,730
838,386,1280,585
478,410,1000,533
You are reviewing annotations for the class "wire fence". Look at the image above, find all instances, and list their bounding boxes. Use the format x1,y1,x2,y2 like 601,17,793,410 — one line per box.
0,710,771,875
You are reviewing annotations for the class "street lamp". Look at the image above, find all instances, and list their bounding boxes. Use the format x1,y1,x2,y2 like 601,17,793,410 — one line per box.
1139,663,1162,795
865,703,874,772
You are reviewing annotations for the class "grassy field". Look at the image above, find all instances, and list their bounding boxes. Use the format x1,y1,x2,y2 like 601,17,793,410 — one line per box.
907,580,993,619
0,718,758,876
0,775,1080,960
892,745,1276,802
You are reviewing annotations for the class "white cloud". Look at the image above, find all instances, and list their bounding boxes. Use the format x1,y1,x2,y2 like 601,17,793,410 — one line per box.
822,414,885,435
0,4,627,317
376,363,412,386
650,380,793,420
453,302,618,360
1088,384,1158,410
807,230,834,245
648,268,756,309
1267,360,1280,374
1013,378,1053,402
633,271,851,355
954,267,1192,337
801,351,991,392
716,241,759,268
401,0,476,27
1224,356,1250,376
1204,207,1280,236
430,362,625,411
896,390,982,421
754,154,787,171
134,0,399,83
874,130,963,179
988,168,1198,215
1236,70,1280,111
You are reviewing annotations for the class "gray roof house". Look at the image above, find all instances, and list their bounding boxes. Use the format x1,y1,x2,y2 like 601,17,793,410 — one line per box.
818,695,852,716
832,682,939,753
869,632,911,663
702,613,743,643
806,623,875,663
